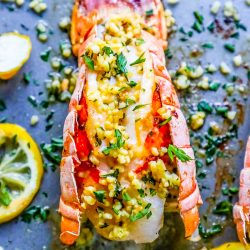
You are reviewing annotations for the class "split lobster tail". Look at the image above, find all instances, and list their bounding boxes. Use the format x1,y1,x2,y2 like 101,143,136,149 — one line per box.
59,0,202,245
234,137,250,248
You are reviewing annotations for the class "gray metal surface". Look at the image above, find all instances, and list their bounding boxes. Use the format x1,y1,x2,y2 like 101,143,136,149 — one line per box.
0,0,249,249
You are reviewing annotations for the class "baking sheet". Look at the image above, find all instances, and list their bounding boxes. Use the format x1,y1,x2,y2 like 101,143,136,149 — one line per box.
0,0,249,249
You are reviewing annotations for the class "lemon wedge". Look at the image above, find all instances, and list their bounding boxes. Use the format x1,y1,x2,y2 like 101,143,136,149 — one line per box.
212,242,246,250
0,32,32,80
0,123,43,223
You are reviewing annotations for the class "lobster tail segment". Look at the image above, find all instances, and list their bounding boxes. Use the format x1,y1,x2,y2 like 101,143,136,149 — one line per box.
71,0,166,56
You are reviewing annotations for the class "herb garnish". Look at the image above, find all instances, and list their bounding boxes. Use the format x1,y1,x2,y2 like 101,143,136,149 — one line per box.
145,9,153,17
112,206,119,215
120,98,136,109
40,137,63,171
192,11,204,33
213,200,232,215
40,47,52,62
159,117,172,127
201,43,214,49
28,95,38,107
130,203,151,222
21,205,50,223
167,144,192,162
101,169,119,178
23,72,32,84
135,38,145,46
133,104,149,111
137,189,146,198
127,81,137,88
115,129,124,148
130,52,146,66
94,190,106,203
197,101,213,114
150,188,156,196
199,223,222,239
83,54,94,70
209,81,220,91
102,46,114,56
165,49,173,59
102,129,125,155
117,53,128,78
122,191,131,201
224,44,235,53
193,11,204,24
0,100,6,111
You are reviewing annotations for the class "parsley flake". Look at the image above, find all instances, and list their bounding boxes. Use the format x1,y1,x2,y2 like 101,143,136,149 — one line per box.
83,54,94,70
130,203,151,222
94,190,106,203
130,52,146,66
167,144,192,162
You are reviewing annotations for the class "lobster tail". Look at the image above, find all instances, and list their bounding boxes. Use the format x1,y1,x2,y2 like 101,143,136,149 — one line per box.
233,137,250,247
60,0,201,245
71,0,166,55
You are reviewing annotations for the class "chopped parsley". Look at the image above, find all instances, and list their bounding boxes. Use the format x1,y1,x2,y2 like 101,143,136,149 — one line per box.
201,43,214,49
0,100,6,111
27,95,38,107
193,11,204,24
122,191,131,201
83,54,94,70
127,81,137,88
133,104,149,111
197,101,213,114
135,38,145,46
40,47,52,62
199,223,222,239
145,9,154,17
137,189,146,198
130,52,146,66
159,116,172,127
21,205,50,223
150,188,156,196
192,11,204,33
120,98,135,109
130,203,151,222
94,190,106,203
40,137,63,171
102,129,124,155
0,181,11,206
115,129,124,148
224,44,235,53
213,200,232,215
165,48,173,59
101,169,119,178
112,206,120,215
102,46,114,56
167,144,192,162
102,143,118,156
209,81,220,91
207,21,215,32
23,72,32,84
117,53,128,78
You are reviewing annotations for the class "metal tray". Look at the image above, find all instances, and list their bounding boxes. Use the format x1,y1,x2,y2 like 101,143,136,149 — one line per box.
0,0,249,249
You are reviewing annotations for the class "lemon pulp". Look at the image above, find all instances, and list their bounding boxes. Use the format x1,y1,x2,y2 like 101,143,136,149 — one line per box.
0,124,43,223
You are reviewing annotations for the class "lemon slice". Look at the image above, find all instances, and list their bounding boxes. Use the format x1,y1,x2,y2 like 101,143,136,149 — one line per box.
0,32,32,80
212,242,246,250
0,124,43,223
